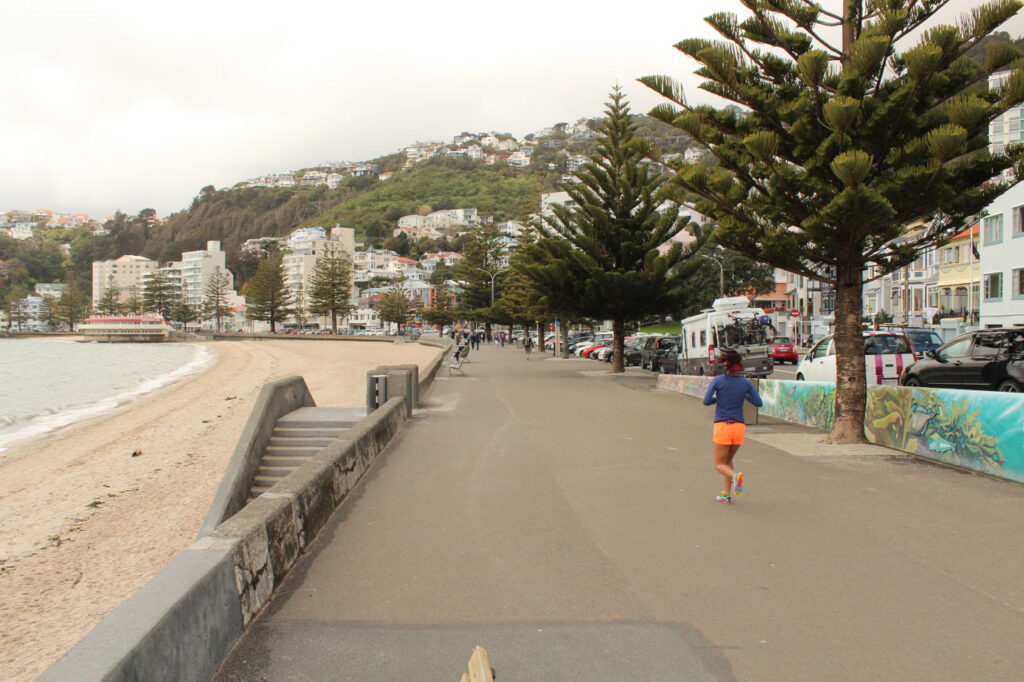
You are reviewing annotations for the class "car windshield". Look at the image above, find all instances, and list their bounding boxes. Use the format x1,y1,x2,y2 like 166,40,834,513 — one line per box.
864,335,911,355
774,337,791,344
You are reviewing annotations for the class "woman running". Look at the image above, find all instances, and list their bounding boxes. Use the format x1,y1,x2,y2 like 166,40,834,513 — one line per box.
702,349,763,505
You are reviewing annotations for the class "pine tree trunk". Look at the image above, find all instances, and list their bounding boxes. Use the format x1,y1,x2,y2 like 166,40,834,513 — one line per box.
828,267,868,443
561,324,570,358
535,321,545,354
611,319,625,373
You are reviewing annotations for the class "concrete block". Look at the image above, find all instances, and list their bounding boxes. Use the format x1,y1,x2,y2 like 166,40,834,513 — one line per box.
375,366,414,417
38,549,242,682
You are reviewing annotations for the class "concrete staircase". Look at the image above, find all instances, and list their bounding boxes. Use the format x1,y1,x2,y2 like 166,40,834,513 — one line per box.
250,407,366,501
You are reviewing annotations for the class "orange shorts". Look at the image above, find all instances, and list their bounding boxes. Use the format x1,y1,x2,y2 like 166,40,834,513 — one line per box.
713,421,746,445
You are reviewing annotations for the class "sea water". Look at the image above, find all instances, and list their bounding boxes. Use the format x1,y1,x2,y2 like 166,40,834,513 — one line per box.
0,338,212,452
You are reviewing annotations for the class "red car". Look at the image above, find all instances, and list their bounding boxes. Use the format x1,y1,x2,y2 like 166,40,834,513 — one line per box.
769,336,798,364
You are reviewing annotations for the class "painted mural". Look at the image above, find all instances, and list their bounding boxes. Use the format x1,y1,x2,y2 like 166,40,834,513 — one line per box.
757,380,836,432
865,386,1023,483
659,375,1024,484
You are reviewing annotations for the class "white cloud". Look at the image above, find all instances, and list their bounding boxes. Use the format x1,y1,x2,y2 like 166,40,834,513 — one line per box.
1,0,1022,217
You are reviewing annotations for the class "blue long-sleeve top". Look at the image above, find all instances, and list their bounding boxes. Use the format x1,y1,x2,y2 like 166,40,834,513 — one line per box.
702,374,763,423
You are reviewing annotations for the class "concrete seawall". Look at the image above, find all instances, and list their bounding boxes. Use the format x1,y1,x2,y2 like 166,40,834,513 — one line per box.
39,339,449,681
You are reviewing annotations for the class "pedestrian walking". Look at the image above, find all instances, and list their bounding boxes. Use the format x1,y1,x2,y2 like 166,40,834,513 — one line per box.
524,335,533,360
702,349,762,505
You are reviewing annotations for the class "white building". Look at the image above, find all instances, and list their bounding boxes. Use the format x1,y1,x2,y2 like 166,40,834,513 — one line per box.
92,255,158,308
282,227,357,322
979,182,1024,327
566,155,590,172
540,191,578,218
424,208,479,231
507,150,531,168
11,222,34,240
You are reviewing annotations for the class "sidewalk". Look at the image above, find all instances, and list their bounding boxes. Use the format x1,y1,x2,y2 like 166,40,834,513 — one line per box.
214,345,1024,681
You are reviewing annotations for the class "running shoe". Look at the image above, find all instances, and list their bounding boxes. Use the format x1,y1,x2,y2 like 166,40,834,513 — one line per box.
716,492,731,505
732,472,744,497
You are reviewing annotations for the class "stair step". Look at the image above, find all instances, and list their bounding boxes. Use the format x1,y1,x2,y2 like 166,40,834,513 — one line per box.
265,445,323,457
254,474,287,488
263,454,313,468
257,465,297,479
272,427,349,440
251,485,272,496
269,436,336,448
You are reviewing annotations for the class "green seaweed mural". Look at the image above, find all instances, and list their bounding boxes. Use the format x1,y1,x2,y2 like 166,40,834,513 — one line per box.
866,387,1006,476
759,381,835,431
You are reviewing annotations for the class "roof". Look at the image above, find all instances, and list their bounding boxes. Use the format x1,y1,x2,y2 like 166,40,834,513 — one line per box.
949,224,980,241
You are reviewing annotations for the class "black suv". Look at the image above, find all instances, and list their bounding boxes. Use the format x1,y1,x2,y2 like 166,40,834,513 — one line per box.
900,328,1024,392
641,334,680,372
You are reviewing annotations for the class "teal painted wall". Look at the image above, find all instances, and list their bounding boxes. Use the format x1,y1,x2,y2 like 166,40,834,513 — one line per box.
658,375,1024,484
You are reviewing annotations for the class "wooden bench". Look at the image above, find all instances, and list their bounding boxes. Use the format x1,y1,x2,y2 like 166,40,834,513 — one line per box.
449,345,470,373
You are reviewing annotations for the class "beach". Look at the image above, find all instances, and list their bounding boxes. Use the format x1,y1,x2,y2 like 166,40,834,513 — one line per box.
0,338,442,681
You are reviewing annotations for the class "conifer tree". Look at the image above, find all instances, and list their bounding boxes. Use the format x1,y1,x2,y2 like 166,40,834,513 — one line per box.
143,268,177,320
202,266,234,331
520,87,707,372
245,251,293,333
378,277,414,334
642,0,1024,441
171,285,200,329
96,275,122,316
307,243,355,333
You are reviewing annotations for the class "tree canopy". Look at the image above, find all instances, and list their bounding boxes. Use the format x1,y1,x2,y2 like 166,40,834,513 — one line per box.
642,0,1024,441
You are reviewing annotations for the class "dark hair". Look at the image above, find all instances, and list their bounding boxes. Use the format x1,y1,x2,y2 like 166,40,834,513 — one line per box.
719,349,743,373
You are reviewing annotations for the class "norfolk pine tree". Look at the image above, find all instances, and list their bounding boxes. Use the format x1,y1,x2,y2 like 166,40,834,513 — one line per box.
642,0,1024,441
245,251,293,333
307,242,355,333
521,88,707,372
203,266,234,331
143,268,177,320
378,276,414,334
96,275,123,316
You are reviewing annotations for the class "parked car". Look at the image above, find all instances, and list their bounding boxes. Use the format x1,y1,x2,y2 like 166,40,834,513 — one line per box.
768,336,798,364
796,331,915,385
641,334,680,371
900,328,1024,392
622,335,648,366
581,340,611,358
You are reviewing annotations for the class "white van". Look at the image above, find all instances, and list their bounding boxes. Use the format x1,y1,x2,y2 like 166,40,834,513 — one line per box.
795,331,915,385
678,296,774,378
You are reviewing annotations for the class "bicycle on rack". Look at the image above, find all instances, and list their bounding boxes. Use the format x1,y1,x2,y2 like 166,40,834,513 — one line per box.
719,314,776,347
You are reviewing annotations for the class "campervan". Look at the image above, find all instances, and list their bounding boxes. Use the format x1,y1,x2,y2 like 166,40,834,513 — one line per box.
677,296,774,378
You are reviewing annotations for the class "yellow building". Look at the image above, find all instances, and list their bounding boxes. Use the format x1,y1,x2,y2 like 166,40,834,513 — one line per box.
935,225,981,317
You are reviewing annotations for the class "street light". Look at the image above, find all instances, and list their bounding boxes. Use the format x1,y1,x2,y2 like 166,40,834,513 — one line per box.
700,254,725,298
473,266,506,307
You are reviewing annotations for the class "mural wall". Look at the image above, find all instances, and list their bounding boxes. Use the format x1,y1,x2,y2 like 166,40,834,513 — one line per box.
658,375,1024,484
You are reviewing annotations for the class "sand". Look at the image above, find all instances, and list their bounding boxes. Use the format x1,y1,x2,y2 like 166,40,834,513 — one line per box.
0,338,442,681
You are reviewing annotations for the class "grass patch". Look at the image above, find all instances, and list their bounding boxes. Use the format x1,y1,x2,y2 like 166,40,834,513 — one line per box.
638,323,681,334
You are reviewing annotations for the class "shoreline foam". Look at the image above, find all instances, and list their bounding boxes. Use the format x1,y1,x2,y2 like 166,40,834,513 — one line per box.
0,344,214,454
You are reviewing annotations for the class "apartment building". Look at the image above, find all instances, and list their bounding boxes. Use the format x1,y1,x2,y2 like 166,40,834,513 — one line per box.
92,255,158,308
282,227,357,320
978,182,1024,327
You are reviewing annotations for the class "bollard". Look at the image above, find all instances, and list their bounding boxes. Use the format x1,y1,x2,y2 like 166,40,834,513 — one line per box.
375,367,414,418
366,373,388,412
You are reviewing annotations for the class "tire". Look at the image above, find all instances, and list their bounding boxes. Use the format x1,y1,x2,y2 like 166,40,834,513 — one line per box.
998,379,1022,392
903,376,922,388
761,322,776,344
796,373,805,381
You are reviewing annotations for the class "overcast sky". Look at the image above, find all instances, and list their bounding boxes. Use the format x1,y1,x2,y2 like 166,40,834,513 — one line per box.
1,0,1019,219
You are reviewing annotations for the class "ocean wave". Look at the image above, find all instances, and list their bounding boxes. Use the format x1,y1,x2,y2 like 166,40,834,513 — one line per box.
0,344,214,454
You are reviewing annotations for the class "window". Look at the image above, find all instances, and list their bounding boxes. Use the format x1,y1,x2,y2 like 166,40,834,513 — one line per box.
938,336,972,361
984,273,1004,300
1014,268,1024,298
1015,205,1024,238
983,215,1004,245
972,334,1006,358
927,286,938,308
699,330,706,347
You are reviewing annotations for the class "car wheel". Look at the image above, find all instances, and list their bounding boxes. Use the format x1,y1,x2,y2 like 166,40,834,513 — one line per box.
903,376,922,387
998,379,1022,392
796,373,805,381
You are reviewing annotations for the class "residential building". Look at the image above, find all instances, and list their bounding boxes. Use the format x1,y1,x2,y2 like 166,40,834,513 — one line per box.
935,225,981,320
179,241,233,310
35,283,67,298
979,183,1024,327
11,222,34,240
92,255,158,308
507,150,531,168
424,208,479,231
540,191,577,218
566,155,590,172
282,227,357,323
862,222,939,326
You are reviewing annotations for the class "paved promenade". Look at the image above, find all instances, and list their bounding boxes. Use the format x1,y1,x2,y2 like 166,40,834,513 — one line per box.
215,344,1024,681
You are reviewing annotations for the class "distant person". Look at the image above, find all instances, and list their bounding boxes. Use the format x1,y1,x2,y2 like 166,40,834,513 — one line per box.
702,349,762,505
524,334,533,360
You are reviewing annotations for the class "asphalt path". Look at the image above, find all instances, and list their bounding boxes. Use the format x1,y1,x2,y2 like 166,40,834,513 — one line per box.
215,344,1023,681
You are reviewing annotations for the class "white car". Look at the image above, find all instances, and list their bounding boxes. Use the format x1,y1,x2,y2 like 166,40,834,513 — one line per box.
795,331,915,386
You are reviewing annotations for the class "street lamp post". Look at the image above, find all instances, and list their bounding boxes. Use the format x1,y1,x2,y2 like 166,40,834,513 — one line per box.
473,266,503,307
700,254,725,298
